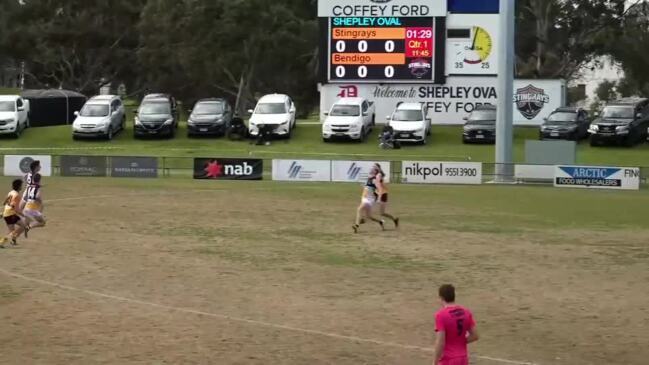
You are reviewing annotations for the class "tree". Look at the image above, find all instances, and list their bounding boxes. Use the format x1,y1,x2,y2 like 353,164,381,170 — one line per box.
0,0,144,94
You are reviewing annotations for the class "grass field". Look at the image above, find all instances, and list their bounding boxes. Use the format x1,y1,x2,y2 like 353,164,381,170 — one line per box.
0,177,647,365
2,119,649,167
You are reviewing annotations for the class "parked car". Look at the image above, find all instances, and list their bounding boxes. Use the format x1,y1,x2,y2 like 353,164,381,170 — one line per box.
0,95,30,138
134,93,179,138
322,97,375,142
539,107,590,141
386,102,431,145
589,98,649,147
248,94,296,138
462,105,496,144
187,98,233,137
72,95,125,140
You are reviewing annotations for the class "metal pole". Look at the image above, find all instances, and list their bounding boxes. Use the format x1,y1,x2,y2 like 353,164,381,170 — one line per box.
495,0,516,182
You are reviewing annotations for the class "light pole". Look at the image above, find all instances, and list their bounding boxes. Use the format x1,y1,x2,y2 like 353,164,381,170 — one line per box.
495,0,516,182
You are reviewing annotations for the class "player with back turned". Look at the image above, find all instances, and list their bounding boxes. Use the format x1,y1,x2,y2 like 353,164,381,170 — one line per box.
433,284,479,365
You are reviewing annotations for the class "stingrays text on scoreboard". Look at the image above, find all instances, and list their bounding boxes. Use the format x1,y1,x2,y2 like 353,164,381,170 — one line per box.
319,0,447,84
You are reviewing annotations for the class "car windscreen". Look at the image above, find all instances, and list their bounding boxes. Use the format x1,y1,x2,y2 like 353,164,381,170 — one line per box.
392,110,423,122
80,104,109,117
467,110,496,124
256,103,286,114
140,102,170,115
0,101,15,112
194,102,224,115
601,106,634,119
547,112,577,123
330,105,360,117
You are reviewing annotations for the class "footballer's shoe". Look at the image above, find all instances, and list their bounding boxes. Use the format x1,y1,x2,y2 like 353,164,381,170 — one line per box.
394,218,400,229
10,237,18,246
352,224,360,234
24,225,30,238
379,220,385,231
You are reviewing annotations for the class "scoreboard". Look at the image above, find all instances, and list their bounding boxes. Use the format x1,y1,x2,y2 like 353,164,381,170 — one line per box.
328,17,440,83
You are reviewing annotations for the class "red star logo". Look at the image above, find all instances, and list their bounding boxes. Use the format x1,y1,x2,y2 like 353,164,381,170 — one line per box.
204,160,223,178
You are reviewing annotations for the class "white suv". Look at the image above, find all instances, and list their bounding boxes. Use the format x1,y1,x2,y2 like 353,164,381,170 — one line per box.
72,95,126,140
0,95,30,138
248,94,296,138
387,102,431,144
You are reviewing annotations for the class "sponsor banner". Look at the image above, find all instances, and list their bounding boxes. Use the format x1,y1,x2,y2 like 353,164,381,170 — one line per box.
514,165,555,181
194,158,263,180
402,161,482,184
318,0,447,18
332,161,391,183
272,160,331,182
111,157,158,178
61,155,107,177
3,155,52,177
554,166,640,190
320,78,566,125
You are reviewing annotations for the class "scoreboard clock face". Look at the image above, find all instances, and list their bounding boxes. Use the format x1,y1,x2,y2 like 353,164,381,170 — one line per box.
328,17,439,83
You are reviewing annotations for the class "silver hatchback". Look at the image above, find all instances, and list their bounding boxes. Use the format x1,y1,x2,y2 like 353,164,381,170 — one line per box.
72,95,126,140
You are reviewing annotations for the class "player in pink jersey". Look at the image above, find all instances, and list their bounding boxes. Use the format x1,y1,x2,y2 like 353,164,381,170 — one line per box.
433,284,479,365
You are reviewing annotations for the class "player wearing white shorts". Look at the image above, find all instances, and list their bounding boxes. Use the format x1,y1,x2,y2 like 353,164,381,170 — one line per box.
353,168,384,233
19,160,41,214
10,174,46,242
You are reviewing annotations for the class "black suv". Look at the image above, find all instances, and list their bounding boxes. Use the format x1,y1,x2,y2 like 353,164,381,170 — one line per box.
134,94,179,138
187,98,233,137
540,107,590,141
589,98,649,146
462,105,496,144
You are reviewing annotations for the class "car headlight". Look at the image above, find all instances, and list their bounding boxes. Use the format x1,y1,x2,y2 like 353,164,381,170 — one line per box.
350,124,361,132
134,117,141,126
281,120,289,126
589,124,599,132
187,119,194,125
163,118,174,125
541,125,548,131
616,125,629,131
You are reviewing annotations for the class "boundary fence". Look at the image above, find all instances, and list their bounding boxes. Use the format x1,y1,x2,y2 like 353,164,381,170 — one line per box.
0,154,647,189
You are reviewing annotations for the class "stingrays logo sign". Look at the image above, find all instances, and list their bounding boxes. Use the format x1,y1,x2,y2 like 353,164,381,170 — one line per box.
554,166,641,190
514,84,550,120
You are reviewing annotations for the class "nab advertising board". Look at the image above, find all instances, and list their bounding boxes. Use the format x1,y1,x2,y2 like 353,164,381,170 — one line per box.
554,166,641,191
194,158,263,180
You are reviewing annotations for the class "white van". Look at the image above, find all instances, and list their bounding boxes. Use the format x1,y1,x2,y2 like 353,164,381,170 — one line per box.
248,94,296,138
0,95,30,138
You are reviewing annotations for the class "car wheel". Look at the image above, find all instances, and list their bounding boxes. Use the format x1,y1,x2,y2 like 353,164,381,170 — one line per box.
25,117,30,128
73,135,79,141
121,118,126,131
106,127,113,141
358,127,366,143
420,135,428,145
13,127,21,139
323,137,331,143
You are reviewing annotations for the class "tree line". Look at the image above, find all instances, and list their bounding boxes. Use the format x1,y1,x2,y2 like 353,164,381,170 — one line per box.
0,0,647,114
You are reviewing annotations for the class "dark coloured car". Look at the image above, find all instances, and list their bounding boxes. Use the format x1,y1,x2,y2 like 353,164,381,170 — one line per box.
539,107,590,141
187,98,233,137
462,105,496,144
589,98,649,147
134,94,179,138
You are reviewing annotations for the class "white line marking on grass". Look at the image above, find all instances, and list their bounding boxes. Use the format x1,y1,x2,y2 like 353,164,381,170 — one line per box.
0,147,123,151
0,268,537,365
